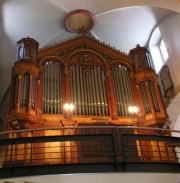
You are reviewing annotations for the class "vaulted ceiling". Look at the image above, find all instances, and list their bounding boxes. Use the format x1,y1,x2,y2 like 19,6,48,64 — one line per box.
0,0,180,101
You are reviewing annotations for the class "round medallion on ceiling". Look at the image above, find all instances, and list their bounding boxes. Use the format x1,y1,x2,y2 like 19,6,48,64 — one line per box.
64,9,95,34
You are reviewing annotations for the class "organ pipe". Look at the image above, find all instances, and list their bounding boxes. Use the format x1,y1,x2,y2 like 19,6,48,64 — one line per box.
94,66,101,115
12,75,19,108
101,71,108,116
90,67,98,115
70,65,108,116
97,67,105,115
79,67,85,115
148,81,160,112
87,70,93,115
112,65,134,116
140,82,151,114
21,74,29,107
42,61,63,114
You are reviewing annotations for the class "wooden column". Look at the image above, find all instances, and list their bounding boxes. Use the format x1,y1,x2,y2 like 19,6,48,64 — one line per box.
105,70,118,120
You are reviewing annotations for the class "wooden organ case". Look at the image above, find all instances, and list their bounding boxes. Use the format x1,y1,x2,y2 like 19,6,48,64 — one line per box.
5,36,171,165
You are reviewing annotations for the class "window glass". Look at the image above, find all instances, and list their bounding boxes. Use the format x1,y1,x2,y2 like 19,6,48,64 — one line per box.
159,40,169,61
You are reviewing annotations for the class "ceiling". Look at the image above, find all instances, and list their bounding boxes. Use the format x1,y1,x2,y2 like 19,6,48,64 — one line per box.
2,0,179,52
0,0,180,101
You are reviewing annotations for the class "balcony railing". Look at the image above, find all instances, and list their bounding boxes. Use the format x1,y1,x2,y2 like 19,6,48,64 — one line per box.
0,125,179,178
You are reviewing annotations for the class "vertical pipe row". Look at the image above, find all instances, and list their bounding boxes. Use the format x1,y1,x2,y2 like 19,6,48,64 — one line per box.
87,69,93,115
21,74,29,107
113,67,122,115
117,66,126,115
90,67,97,115
13,76,19,108
97,67,105,115
70,65,108,116
42,61,63,114
140,83,147,113
101,70,108,116
31,77,36,109
148,81,160,112
79,67,85,115
21,75,25,106
57,63,60,114
72,66,77,114
140,83,151,114
47,63,50,113
59,63,62,113
94,66,101,115
54,62,58,114
76,65,81,115
124,70,134,115
120,68,128,116
43,64,46,113
112,65,134,116
82,70,88,114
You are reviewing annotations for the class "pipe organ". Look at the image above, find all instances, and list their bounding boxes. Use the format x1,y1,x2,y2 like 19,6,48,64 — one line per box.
6,35,168,130
3,35,173,166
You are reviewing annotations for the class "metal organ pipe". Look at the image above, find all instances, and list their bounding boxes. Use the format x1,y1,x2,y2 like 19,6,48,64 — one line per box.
112,67,121,115
53,63,56,113
115,66,125,116
76,65,81,115
13,75,19,108
70,65,108,116
148,81,160,112
82,70,88,115
97,67,105,116
90,67,97,115
21,74,28,107
21,75,25,106
57,64,60,114
79,67,85,115
140,83,151,114
87,69,93,115
94,66,101,115
101,70,108,116
43,65,47,113
120,68,128,116
112,65,134,116
31,76,36,109
71,66,77,114
42,61,63,114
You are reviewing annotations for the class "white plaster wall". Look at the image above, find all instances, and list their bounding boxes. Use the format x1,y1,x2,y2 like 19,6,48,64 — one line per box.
158,13,180,89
